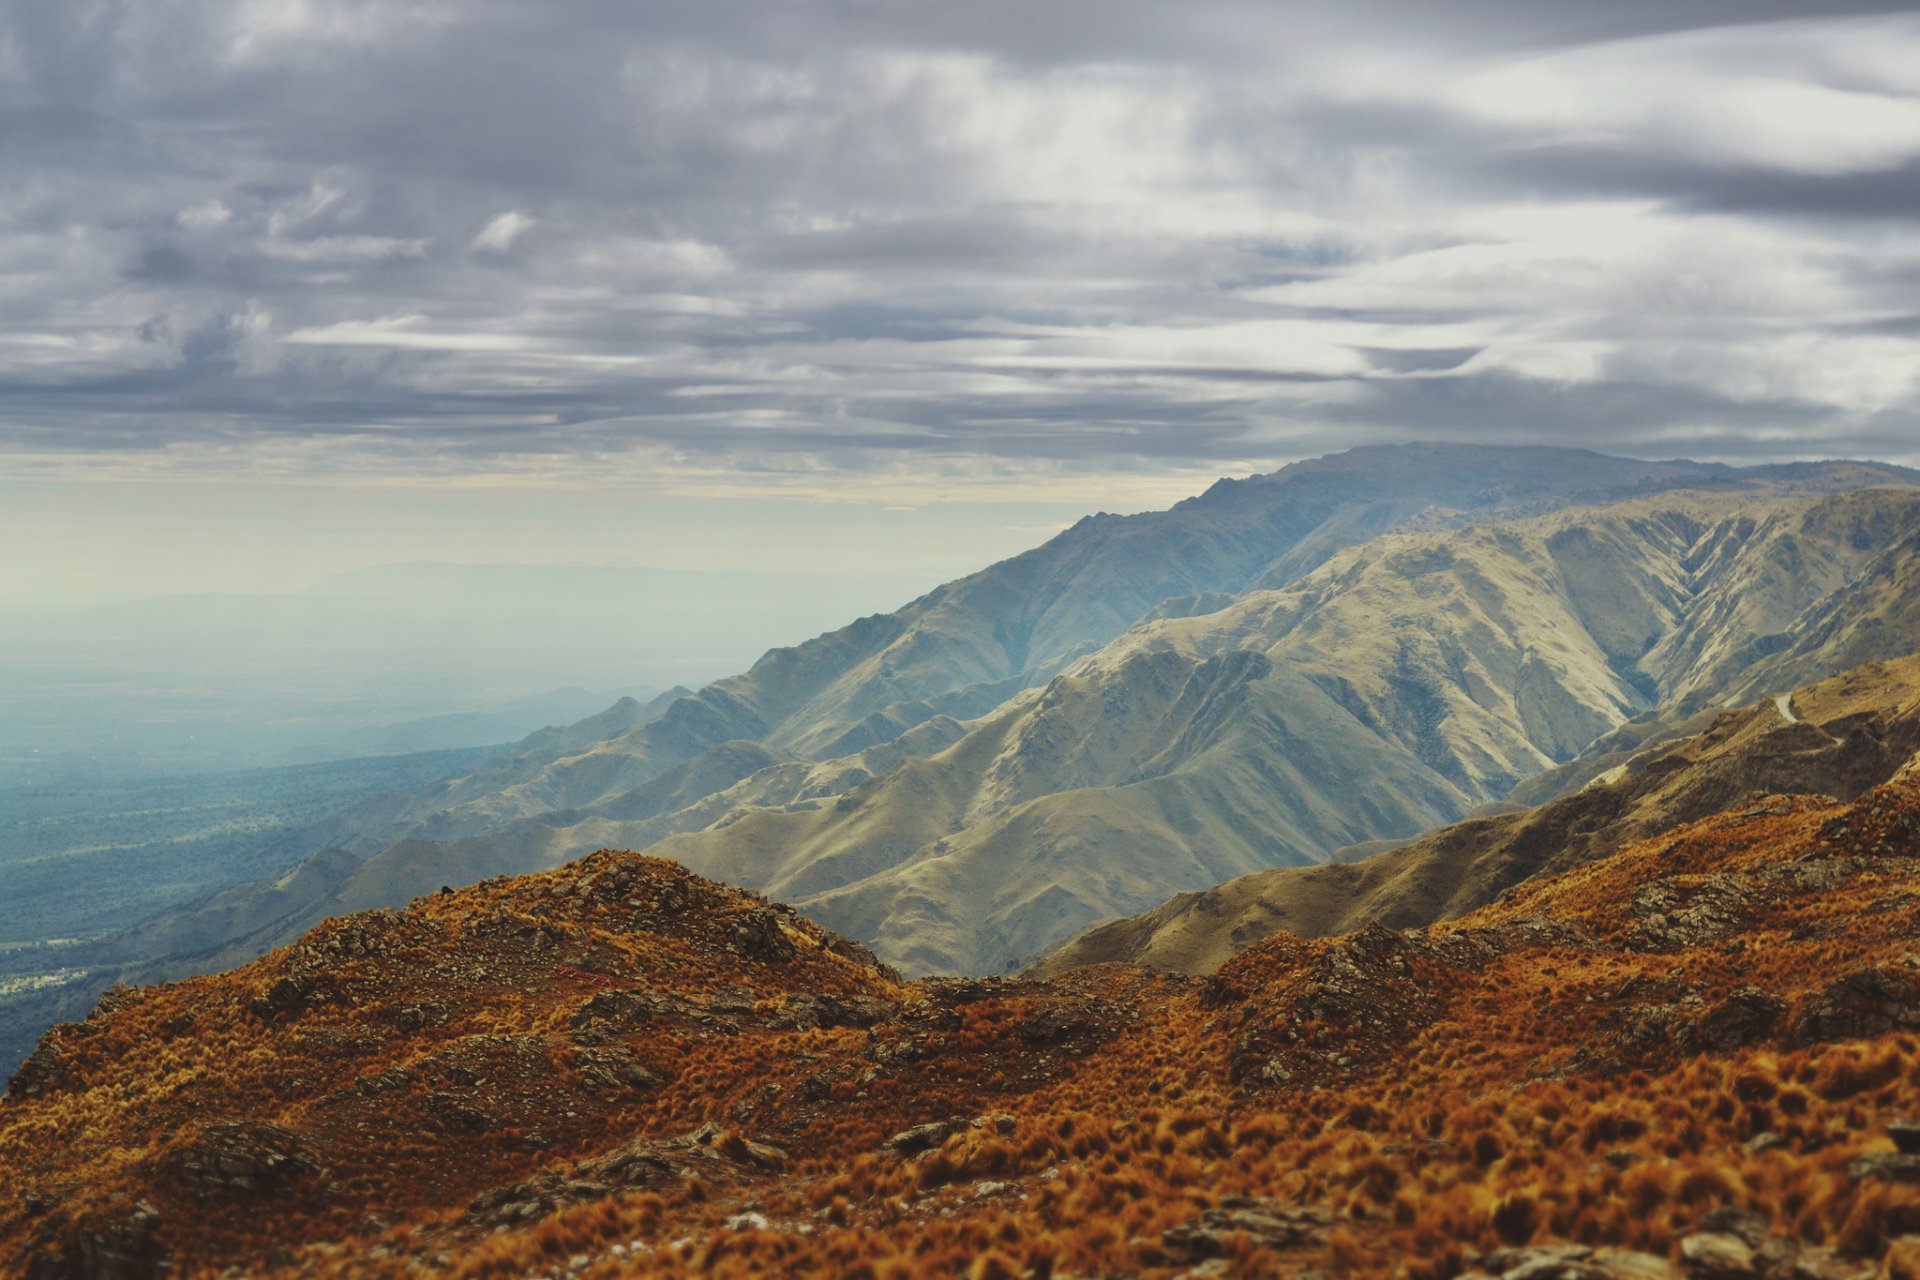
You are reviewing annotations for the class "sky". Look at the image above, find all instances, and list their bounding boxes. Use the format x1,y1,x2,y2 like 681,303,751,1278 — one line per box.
6,0,1920,601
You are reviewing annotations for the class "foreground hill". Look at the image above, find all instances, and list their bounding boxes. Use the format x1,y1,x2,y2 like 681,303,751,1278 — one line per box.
1037,653,1920,976
8,752,1920,1276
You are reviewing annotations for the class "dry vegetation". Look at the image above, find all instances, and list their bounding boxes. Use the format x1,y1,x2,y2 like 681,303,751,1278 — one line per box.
6,754,1920,1277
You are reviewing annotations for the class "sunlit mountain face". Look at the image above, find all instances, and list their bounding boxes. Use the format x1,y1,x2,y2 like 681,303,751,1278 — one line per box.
8,3,1920,1276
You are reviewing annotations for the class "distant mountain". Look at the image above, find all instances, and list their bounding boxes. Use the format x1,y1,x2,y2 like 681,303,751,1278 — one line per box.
1033,651,1920,977
653,487,1920,973
29,446,1920,1058
344,445,1871,851
153,478,1920,982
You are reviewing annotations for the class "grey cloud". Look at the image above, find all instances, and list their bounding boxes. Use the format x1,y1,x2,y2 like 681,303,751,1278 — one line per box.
2,0,1918,482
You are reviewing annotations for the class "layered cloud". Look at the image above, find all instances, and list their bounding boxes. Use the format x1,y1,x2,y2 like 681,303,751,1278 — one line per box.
2,0,1917,493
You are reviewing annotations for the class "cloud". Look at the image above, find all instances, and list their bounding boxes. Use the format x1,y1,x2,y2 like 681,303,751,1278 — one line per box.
0,0,1917,492
470,210,533,253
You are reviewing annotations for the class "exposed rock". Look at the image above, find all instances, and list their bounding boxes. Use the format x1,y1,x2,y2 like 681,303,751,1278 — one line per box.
1679,987,1787,1054
250,974,328,1024
886,1119,965,1157
1850,1151,1920,1187
467,1137,675,1229
1231,924,1454,1086
574,1046,662,1093
1627,875,1754,952
424,1092,493,1134
730,908,796,964
1469,1243,1681,1279
1159,1198,1330,1263
1015,999,1109,1047
7,1037,69,1101
1678,1231,1757,1278
167,1122,322,1197
72,1202,163,1280
1792,968,1920,1045
768,992,894,1030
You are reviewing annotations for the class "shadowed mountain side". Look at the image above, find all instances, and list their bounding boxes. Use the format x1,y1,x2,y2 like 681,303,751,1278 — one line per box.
1501,508,1920,813
648,489,1920,974
1034,652,1920,977
346,448,1915,851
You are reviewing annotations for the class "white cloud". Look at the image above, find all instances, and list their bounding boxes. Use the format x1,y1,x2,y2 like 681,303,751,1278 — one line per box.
282,315,539,351
256,235,431,263
471,210,533,253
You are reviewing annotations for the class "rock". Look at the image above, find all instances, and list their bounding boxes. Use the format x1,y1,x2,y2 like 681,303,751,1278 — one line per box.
1850,1151,1920,1187
467,1138,676,1229
1890,1120,1920,1155
73,1201,163,1280
424,1092,493,1134
7,1036,69,1101
1627,876,1754,952
1680,988,1786,1054
1473,1244,1682,1280
569,988,665,1036
249,974,326,1024
1160,1197,1330,1263
1016,1000,1106,1046
770,992,894,1030
1792,968,1920,1045
574,1046,662,1093
731,908,796,964
1678,1231,1757,1278
168,1122,322,1197
887,1120,964,1156
725,1212,770,1231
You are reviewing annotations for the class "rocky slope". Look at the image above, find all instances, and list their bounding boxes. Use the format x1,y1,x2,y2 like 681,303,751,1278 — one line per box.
9,749,1920,1276
1037,653,1920,976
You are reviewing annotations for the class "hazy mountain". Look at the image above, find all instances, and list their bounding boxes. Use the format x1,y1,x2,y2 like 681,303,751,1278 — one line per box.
229,482,1920,980
30,448,1920,1032
1034,651,1920,976
650,487,1920,974
347,445,1880,850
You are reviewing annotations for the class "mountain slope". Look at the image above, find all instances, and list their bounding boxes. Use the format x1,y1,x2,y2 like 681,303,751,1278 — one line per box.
1036,651,1920,977
36,451,1919,1050
350,447,1912,851
649,488,1920,973
10,754,1920,1276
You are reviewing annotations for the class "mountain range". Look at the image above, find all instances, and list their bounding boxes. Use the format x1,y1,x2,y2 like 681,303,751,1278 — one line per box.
8,658,1920,1276
11,444,1920,1075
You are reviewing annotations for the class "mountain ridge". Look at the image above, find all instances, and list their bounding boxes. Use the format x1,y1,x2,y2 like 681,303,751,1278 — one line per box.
1035,651,1920,977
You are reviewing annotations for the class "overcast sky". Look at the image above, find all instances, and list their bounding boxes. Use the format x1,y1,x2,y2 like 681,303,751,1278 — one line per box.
6,0,1920,597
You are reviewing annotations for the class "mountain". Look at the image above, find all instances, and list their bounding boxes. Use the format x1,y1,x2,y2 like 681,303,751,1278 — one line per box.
9,750,1920,1276
90,470,1920,989
1036,652,1920,976
648,486,1920,973
339,446,1908,852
